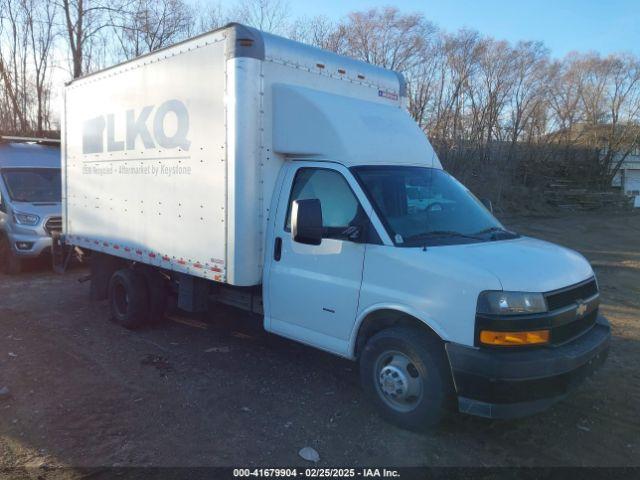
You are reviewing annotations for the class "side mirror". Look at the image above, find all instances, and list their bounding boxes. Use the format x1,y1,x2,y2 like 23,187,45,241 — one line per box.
481,198,493,213
292,198,323,245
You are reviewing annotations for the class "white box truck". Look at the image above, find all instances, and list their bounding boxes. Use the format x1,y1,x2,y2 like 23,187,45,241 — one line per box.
61,23,610,430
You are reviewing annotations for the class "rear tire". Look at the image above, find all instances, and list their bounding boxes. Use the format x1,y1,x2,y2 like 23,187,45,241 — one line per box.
360,326,453,431
0,236,21,275
138,266,168,324
108,268,149,329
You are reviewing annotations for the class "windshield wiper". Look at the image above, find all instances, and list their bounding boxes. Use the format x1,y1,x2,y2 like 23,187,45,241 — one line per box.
474,226,519,239
406,230,483,243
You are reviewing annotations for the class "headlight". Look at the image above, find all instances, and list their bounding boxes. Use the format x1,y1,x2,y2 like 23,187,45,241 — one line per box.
13,212,40,226
477,291,547,315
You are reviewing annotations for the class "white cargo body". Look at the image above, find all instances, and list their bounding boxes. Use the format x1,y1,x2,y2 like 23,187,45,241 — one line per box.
62,23,436,286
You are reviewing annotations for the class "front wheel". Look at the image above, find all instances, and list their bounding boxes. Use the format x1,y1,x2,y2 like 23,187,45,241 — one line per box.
359,326,453,431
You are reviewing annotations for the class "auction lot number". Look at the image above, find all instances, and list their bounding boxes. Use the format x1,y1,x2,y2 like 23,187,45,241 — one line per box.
233,468,400,478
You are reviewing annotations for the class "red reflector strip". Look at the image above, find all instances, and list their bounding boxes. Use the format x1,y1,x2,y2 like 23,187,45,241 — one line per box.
79,240,216,275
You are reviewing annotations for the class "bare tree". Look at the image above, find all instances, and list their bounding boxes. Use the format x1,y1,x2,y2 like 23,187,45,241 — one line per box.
407,34,445,129
112,0,192,59
24,0,57,133
0,0,637,204
229,0,290,35
507,41,549,145
288,15,345,53
0,0,29,133
579,54,640,184
339,7,435,71
465,39,516,146
605,55,640,183
434,29,482,143
547,55,584,139
56,0,125,78
194,0,228,33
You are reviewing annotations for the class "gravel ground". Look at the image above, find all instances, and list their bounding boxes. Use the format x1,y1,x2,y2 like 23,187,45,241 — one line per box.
0,211,638,472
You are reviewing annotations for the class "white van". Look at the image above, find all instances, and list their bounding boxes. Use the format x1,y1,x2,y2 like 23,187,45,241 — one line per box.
60,24,610,430
0,137,61,273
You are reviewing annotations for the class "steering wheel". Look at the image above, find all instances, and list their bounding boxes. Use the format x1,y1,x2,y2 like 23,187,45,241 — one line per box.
426,202,444,212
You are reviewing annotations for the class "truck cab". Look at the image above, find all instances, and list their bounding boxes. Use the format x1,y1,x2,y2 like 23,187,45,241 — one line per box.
264,158,609,428
0,138,62,274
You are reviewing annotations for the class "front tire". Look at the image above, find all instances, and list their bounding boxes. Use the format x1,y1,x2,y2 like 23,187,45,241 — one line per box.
360,326,453,431
0,236,21,274
108,268,149,329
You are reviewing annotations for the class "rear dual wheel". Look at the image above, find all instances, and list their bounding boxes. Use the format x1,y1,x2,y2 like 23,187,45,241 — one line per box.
108,267,167,329
138,266,169,324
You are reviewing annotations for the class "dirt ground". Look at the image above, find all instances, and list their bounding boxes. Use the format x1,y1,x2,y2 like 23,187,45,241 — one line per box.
0,211,638,471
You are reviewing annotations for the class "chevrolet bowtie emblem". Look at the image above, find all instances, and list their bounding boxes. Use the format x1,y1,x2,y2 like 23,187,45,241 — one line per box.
576,301,587,317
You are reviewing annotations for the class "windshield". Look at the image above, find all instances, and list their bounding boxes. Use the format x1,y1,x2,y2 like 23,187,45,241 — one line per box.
1,168,61,203
353,166,512,247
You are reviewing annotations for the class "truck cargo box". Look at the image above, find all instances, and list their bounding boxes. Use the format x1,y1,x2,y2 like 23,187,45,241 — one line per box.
62,23,437,286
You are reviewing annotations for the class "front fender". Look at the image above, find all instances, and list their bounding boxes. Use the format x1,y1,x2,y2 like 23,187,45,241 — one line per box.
347,302,448,359
358,244,502,348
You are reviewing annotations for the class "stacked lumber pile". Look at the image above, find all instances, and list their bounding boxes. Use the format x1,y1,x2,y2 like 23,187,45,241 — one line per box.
545,180,633,211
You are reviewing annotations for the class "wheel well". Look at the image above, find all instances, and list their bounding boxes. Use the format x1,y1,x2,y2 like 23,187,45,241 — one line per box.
89,251,130,301
354,309,442,358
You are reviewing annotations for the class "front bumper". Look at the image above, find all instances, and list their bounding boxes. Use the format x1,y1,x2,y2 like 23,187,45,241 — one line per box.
445,315,610,419
8,231,53,258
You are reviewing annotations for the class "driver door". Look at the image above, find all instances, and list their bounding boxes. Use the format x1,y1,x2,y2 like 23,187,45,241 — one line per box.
266,164,369,356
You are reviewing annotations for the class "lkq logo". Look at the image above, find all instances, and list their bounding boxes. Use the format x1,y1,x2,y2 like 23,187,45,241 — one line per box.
82,99,191,154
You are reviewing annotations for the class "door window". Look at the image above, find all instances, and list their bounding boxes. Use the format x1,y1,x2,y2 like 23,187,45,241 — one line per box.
285,168,363,241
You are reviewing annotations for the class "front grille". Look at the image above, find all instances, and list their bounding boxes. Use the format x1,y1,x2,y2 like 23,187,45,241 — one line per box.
45,216,62,236
552,309,598,345
545,278,598,311
545,278,599,345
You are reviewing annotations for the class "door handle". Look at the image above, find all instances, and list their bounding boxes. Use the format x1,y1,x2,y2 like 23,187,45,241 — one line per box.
273,237,282,261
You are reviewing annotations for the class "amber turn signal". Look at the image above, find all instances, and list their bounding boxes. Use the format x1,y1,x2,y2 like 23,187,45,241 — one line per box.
479,329,550,346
